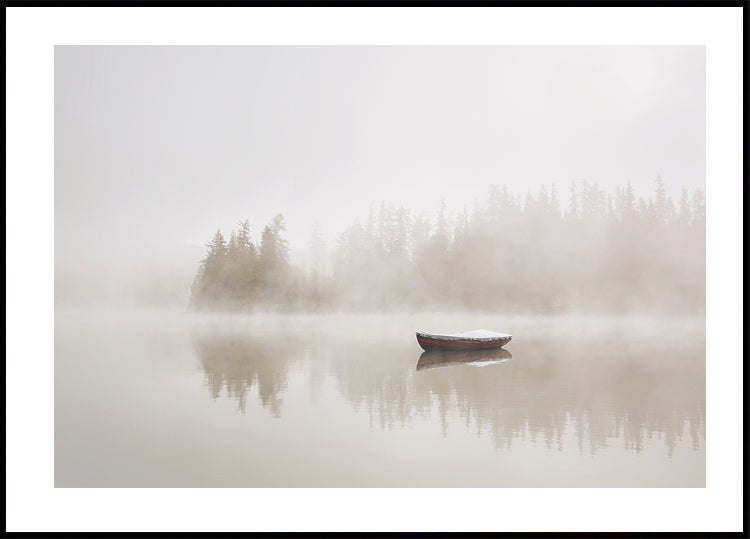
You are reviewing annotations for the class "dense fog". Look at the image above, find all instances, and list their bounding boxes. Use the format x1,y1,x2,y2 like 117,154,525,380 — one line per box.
54,46,705,314
190,178,705,314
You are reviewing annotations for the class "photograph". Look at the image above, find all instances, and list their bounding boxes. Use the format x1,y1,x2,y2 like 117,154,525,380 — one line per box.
54,44,707,488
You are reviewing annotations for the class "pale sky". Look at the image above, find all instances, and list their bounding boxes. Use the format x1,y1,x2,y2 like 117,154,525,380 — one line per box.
55,45,705,271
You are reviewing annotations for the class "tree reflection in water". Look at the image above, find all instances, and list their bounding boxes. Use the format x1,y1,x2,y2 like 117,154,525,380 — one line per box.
191,331,305,417
192,325,705,457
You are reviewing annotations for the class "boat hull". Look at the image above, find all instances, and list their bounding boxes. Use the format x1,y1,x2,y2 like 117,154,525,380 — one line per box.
416,333,512,351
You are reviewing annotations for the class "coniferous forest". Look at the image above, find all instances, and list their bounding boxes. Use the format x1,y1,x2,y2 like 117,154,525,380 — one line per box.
190,178,706,314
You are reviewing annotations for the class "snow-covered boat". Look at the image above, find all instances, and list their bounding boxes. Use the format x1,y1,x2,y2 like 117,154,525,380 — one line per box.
415,329,512,351
416,348,512,371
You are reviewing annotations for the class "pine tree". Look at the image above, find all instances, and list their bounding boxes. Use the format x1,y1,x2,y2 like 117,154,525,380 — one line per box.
550,184,561,219
538,185,550,216
691,188,706,227
435,198,450,242
237,219,253,252
679,187,692,228
567,181,580,220
654,175,668,223
623,182,637,224
259,215,290,276
487,185,502,221
207,230,228,258
190,230,229,307
309,223,326,275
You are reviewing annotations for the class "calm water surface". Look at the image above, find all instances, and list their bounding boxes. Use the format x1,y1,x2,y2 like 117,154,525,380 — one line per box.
55,310,705,487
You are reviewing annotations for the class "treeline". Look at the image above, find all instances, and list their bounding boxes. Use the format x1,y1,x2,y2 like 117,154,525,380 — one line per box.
190,177,706,313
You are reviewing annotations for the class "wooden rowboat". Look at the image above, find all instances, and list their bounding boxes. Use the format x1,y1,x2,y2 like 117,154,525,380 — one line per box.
416,329,512,351
417,348,512,371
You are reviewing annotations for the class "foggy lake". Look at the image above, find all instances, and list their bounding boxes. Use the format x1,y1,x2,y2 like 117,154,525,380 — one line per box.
55,309,705,488
51,45,708,493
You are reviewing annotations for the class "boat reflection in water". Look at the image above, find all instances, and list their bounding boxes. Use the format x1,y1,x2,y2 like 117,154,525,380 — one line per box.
416,347,512,371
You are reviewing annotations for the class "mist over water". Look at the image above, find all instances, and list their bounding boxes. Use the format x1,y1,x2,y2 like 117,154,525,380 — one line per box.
55,310,704,487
